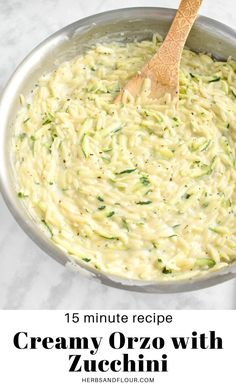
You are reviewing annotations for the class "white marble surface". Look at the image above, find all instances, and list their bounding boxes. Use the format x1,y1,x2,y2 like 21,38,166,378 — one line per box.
0,0,235,309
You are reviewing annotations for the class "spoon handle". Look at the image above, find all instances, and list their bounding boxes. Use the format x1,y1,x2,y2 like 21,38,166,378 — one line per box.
145,0,203,90
163,0,203,58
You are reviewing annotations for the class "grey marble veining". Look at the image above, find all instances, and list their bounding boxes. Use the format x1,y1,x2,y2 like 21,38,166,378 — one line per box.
0,0,235,309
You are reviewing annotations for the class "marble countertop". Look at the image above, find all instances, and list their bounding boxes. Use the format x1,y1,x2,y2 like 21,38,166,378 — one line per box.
0,0,235,309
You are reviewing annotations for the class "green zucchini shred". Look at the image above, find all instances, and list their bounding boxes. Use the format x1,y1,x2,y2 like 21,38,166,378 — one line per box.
94,231,119,240
115,168,136,175
208,76,221,83
42,112,55,125
19,133,27,141
17,192,28,198
140,175,150,186
196,258,216,268
41,219,53,237
107,211,115,218
122,218,129,231
82,258,91,262
136,200,152,205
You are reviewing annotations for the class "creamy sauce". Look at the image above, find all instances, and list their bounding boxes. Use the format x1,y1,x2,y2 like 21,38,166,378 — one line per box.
13,38,236,281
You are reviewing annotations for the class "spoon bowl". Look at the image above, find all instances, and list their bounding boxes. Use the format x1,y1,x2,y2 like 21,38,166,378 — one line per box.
115,0,203,103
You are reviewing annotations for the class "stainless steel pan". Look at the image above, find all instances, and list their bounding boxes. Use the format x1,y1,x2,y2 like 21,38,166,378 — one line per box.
1,7,236,292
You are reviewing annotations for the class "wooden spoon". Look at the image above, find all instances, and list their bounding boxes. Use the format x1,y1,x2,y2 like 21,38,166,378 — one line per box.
115,0,203,103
